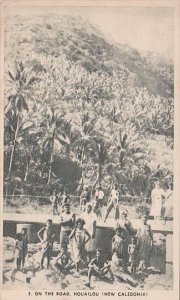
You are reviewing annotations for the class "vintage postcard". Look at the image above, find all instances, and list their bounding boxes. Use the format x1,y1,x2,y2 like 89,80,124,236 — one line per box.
0,1,179,300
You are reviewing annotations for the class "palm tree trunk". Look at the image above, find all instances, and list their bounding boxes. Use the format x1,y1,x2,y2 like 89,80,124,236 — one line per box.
7,114,20,178
80,140,85,165
47,127,56,184
24,158,30,182
24,161,29,182
39,147,43,177
66,145,70,159
24,148,32,182
98,163,103,186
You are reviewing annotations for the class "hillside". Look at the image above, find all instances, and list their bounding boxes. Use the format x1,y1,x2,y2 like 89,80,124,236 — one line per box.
5,14,173,98
4,13,173,200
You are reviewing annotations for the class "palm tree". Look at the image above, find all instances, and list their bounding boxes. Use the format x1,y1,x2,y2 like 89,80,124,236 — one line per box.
55,120,79,159
39,107,65,184
105,126,146,194
23,132,42,182
88,137,109,186
72,112,101,165
5,62,39,178
110,126,144,170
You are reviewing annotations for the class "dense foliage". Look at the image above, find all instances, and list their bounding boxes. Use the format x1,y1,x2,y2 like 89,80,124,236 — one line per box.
4,14,173,199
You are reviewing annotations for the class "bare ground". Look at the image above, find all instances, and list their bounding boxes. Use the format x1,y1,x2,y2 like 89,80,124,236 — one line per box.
3,236,173,290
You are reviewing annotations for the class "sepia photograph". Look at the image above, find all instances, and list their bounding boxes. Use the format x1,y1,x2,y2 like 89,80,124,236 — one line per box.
1,1,179,299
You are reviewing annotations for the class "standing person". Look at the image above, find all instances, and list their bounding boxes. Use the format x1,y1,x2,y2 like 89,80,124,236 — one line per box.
136,214,153,271
59,203,75,247
81,203,97,261
21,228,28,271
128,237,138,274
95,186,105,208
93,186,104,219
112,225,127,270
150,181,166,219
61,190,71,208
80,186,89,213
50,190,59,216
163,182,173,222
117,210,135,245
104,184,119,222
14,233,23,270
85,249,114,288
69,218,91,272
92,186,105,220
37,219,55,269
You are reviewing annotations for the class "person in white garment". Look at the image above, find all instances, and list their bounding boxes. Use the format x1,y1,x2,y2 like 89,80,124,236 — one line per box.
95,186,105,207
163,182,173,222
104,184,120,222
150,181,166,219
92,186,105,219
81,203,97,261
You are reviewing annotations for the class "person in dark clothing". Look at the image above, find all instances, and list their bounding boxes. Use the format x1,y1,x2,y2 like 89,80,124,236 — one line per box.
21,228,28,270
37,219,55,269
128,237,138,274
85,249,114,288
53,244,73,274
14,233,23,270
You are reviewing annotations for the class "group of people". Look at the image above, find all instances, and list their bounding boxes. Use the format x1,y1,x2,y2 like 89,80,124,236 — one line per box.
50,180,173,222
14,210,154,288
49,189,71,216
13,179,172,287
112,213,153,275
150,181,173,220
50,183,122,223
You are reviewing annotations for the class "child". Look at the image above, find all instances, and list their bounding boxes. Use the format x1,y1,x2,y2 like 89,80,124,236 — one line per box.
53,244,73,274
85,249,114,288
112,225,127,270
80,186,89,212
14,233,23,270
21,228,28,270
37,219,55,269
50,190,59,216
136,214,153,271
92,199,101,220
69,218,91,272
128,237,138,274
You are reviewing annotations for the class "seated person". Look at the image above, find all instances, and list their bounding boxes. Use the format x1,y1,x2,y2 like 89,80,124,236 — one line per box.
53,244,73,274
85,249,114,288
